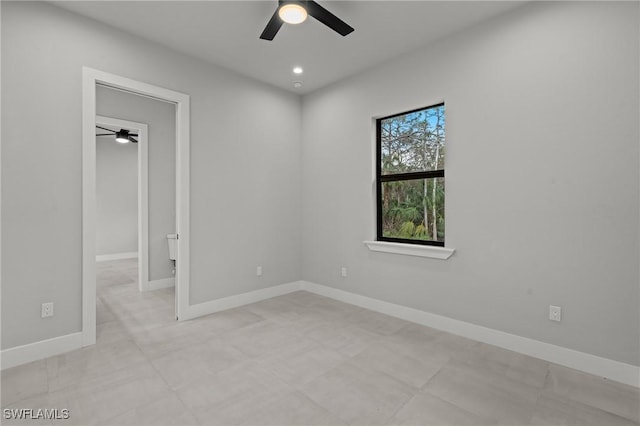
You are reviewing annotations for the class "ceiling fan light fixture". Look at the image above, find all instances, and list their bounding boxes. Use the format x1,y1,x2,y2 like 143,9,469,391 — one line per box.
260,0,353,41
278,3,307,24
115,130,130,144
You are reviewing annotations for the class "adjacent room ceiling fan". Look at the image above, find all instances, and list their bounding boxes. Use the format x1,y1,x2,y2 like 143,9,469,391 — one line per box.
260,0,354,41
96,125,138,144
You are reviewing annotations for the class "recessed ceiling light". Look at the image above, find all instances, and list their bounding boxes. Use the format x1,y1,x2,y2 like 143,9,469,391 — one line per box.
293,81,303,89
293,66,303,75
278,3,308,25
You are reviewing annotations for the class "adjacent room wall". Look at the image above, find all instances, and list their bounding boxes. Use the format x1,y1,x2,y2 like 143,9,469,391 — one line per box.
96,129,138,256
96,86,175,281
301,1,639,366
1,1,302,350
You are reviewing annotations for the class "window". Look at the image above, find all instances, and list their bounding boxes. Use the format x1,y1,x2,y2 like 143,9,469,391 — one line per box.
376,103,445,247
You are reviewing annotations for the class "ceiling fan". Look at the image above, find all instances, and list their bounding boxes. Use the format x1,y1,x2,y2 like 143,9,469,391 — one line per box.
260,0,354,41
96,125,138,144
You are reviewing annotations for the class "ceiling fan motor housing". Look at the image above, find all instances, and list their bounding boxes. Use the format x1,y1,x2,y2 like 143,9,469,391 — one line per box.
279,0,306,7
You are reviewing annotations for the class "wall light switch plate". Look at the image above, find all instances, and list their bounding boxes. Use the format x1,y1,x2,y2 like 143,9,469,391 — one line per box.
341,267,348,278
256,266,263,277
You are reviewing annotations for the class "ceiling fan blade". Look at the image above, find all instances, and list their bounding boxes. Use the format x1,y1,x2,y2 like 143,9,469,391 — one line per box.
95,125,115,133
260,9,283,40
129,137,138,143
306,0,354,37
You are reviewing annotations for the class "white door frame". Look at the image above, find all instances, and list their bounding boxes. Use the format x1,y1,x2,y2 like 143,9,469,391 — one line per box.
82,67,190,346
95,116,150,292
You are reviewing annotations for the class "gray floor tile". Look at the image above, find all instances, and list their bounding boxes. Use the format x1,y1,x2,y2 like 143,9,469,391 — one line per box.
256,341,347,387
219,320,310,358
304,322,383,357
428,329,478,356
280,316,340,338
45,338,148,392
95,319,131,346
530,393,640,426
544,364,640,423
390,392,495,426
112,304,176,335
306,297,366,322
97,297,117,325
1,393,56,425
454,342,549,389
190,307,266,339
6,363,171,426
130,322,202,359
423,359,540,425
149,340,247,389
300,361,415,425
240,391,348,426
96,269,136,287
380,324,456,363
57,364,172,425
346,308,412,335
351,341,447,389
277,290,331,307
177,361,293,425
244,297,309,324
1,360,48,406
99,393,199,426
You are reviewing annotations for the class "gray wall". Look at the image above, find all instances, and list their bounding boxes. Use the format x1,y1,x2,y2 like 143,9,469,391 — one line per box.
96,130,138,256
1,1,302,349
97,86,175,281
2,0,637,368
301,1,639,366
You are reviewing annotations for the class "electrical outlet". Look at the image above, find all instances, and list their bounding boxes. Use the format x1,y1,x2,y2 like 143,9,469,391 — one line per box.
41,302,54,318
341,267,348,278
549,305,562,322
256,266,263,277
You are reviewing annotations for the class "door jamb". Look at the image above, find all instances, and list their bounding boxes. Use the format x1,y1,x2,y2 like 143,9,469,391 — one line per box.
82,67,190,346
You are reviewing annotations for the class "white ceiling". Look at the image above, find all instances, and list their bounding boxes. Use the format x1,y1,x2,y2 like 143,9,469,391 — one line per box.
52,1,525,94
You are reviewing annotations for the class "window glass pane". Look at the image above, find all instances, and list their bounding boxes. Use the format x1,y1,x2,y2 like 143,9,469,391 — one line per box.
380,105,445,175
381,178,444,242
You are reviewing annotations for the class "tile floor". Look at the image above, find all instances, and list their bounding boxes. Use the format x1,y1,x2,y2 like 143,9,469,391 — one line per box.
2,258,639,425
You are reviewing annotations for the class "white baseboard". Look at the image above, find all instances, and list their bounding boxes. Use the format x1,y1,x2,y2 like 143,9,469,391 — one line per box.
1,332,83,370
182,281,303,321
5,280,637,388
96,252,138,262
300,281,639,388
141,277,174,292
0,282,302,369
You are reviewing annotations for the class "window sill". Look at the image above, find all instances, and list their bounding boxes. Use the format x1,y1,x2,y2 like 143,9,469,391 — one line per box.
363,241,455,260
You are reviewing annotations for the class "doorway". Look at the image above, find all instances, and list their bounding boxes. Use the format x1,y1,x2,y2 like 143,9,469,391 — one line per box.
95,116,148,292
82,68,190,347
